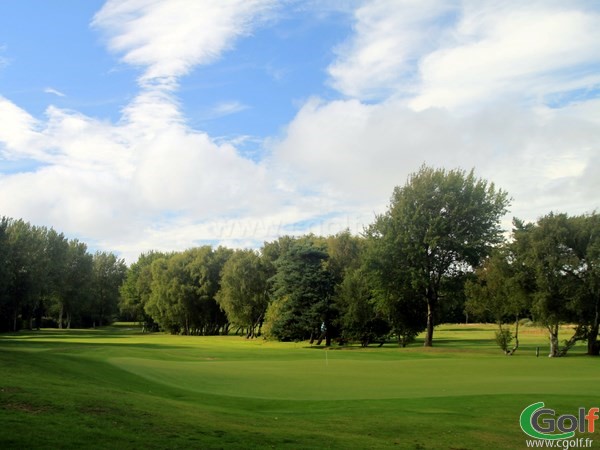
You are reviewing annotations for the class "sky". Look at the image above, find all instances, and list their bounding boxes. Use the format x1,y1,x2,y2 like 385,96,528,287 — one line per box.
0,0,599,263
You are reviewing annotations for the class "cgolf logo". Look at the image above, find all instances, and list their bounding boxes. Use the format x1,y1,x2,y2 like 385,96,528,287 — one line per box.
520,402,599,440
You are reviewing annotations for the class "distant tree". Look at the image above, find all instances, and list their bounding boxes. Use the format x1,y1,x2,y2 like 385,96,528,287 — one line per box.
145,247,232,335
367,166,509,346
465,247,531,354
335,268,390,346
91,251,126,327
515,213,600,356
4,220,48,331
186,246,232,335
0,218,9,330
267,237,335,344
119,251,165,328
216,249,269,338
44,229,70,328
60,240,93,328
564,213,600,355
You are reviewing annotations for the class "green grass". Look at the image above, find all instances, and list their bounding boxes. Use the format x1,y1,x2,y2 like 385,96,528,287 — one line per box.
1,323,598,449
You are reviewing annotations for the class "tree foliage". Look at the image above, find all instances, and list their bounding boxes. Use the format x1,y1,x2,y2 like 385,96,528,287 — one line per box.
367,166,510,346
267,237,335,343
0,217,123,331
216,249,269,338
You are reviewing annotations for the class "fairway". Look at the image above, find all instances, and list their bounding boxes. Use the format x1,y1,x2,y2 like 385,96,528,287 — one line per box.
1,324,598,449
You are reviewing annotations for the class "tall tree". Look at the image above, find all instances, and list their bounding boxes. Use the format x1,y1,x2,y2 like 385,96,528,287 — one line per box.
91,251,127,327
216,249,269,338
60,240,93,329
367,166,509,346
5,220,47,331
515,213,600,356
0,217,12,331
465,247,532,354
566,213,600,355
335,267,390,346
119,251,165,327
267,237,335,344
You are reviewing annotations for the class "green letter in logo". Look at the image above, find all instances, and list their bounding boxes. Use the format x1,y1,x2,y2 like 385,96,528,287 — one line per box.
520,402,576,440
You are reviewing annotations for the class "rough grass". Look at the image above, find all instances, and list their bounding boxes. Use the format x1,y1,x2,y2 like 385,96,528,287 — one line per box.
0,323,598,449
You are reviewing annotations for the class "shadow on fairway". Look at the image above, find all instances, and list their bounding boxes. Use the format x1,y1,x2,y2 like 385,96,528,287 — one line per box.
0,338,190,352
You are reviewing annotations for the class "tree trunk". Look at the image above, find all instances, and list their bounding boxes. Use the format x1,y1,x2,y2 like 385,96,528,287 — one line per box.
424,297,435,347
548,324,559,357
587,323,599,356
58,303,64,329
588,304,600,356
507,318,519,355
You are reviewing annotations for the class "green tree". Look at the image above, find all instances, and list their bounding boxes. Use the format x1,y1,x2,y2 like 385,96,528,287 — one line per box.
515,213,600,356
565,213,600,355
0,217,12,331
186,246,232,335
367,166,509,346
44,229,70,328
119,251,165,328
335,268,390,346
5,220,48,331
60,240,94,328
216,249,269,338
268,237,335,344
145,247,232,335
465,247,531,354
91,251,127,327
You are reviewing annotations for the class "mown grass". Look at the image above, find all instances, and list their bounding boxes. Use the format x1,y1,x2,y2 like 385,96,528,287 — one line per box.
0,323,598,449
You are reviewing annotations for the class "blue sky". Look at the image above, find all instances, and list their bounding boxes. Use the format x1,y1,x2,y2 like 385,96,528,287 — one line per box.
0,0,599,262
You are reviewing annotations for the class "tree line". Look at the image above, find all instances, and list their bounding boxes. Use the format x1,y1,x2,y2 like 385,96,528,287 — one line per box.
120,165,507,347
2,166,598,356
0,218,126,331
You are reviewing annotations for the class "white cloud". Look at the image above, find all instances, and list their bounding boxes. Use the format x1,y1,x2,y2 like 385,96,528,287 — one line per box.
273,96,600,229
44,87,66,97
411,1,600,110
0,97,42,155
92,0,277,88
0,0,283,262
327,0,457,100
328,0,600,111
1,0,599,264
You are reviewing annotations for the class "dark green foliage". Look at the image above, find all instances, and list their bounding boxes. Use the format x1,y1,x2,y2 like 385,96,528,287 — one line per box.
267,237,335,343
335,268,390,346
0,217,124,331
90,252,127,327
119,251,165,326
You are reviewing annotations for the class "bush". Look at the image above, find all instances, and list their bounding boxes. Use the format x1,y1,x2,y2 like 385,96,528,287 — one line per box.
495,328,514,353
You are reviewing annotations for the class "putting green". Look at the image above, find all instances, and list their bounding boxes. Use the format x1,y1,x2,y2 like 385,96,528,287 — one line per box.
109,353,599,401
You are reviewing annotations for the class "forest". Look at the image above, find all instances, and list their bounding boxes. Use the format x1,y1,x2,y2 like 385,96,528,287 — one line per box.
1,166,598,357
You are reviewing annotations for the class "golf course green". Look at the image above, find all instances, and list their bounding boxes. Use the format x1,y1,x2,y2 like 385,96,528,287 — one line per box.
1,324,597,449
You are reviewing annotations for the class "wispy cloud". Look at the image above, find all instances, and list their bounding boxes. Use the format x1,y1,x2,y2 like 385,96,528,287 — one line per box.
44,87,66,97
327,0,600,111
92,0,278,89
209,101,249,119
